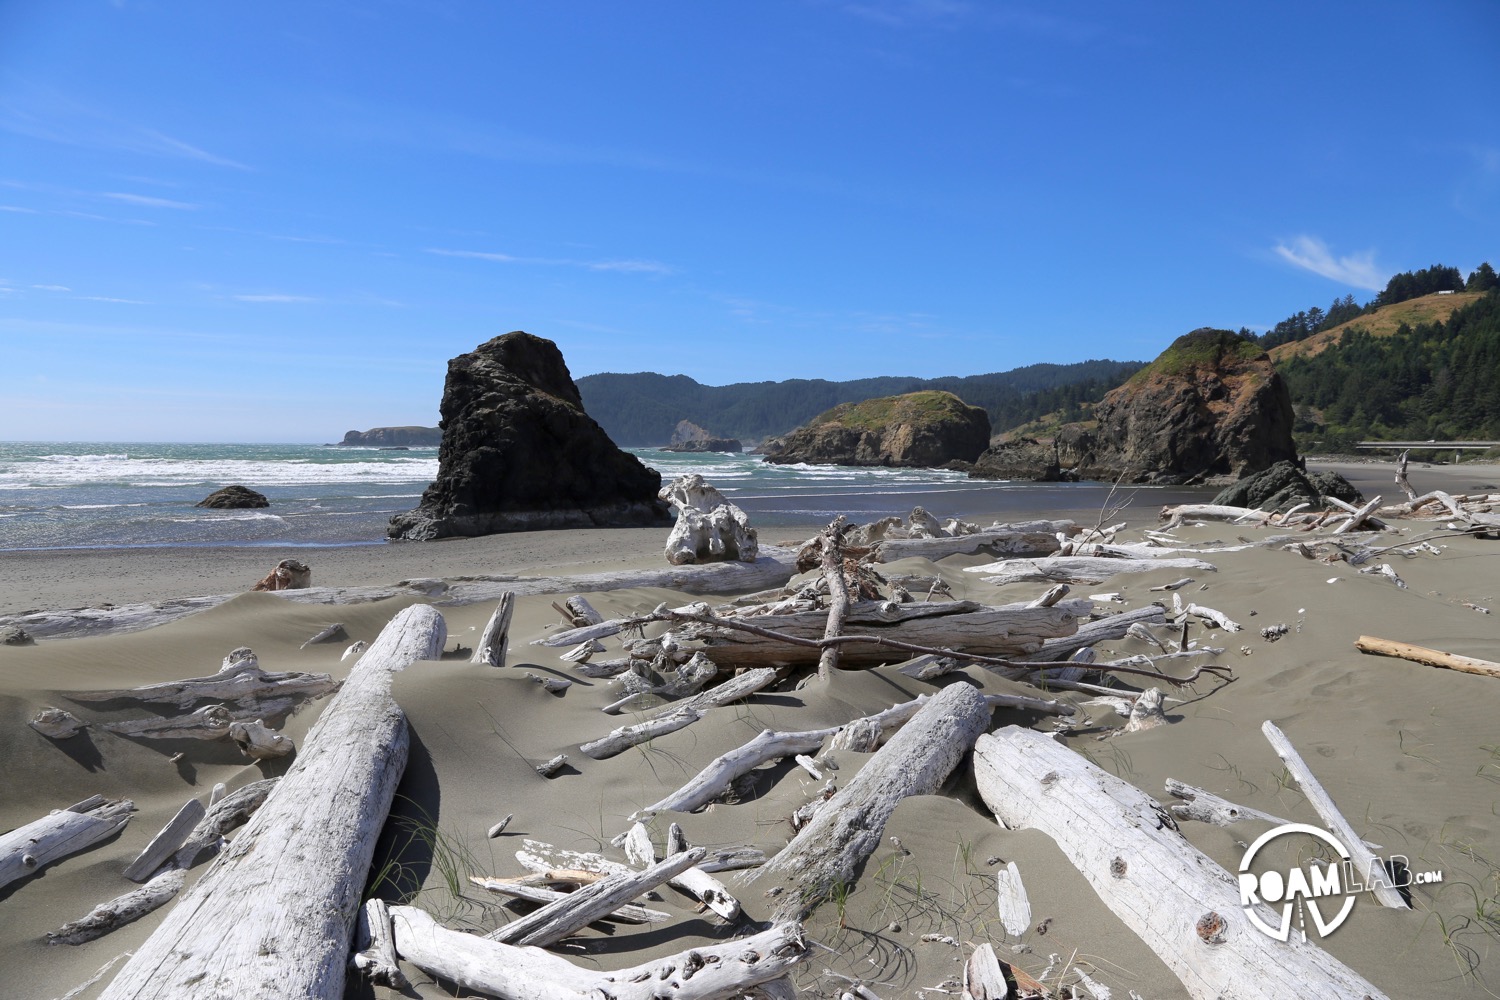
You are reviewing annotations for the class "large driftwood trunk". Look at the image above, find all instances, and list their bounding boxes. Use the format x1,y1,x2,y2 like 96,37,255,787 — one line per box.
390,906,809,1000
964,555,1217,587
751,683,992,917
98,604,447,1000
0,797,135,891
973,726,1391,1000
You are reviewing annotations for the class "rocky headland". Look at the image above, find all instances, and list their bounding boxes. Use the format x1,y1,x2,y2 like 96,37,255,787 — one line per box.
388,331,670,540
762,390,990,467
660,419,742,454
335,426,442,447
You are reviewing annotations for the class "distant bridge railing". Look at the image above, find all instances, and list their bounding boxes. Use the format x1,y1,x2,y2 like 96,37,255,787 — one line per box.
1355,441,1499,451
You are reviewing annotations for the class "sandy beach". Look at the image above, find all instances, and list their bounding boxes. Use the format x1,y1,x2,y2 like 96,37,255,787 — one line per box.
3,461,1499,999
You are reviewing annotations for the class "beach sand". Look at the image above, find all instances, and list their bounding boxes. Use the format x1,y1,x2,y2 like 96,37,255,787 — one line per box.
3,462,1499,999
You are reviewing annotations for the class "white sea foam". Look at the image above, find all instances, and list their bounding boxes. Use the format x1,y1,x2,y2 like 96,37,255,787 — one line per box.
0,453,439,489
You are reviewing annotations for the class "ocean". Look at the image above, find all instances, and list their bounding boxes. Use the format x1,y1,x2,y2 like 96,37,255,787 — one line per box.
0,442,1215,552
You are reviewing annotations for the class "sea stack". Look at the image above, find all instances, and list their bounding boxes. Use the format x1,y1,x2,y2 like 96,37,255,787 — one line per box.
762,390,990,467
388,332,670,540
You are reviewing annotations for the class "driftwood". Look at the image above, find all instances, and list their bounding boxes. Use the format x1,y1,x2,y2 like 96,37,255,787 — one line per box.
815,519,854,678
623,822,741,920
228,719,295,760
1015,605,1166,662
973,725,1392,1000
1353,635,1500,679
49,869,186,945
0,797,135,891
72,658,337,710
580,708,702,760
994,861,1032,937
98,604,446,1000
300,622,347,648
102,704,246,741
469,876,670,923
30,706,88,739
752,683,992,917
487,848,706,946
661,474,759,565
472,592,516,667
390,905,809,1000
1260,721,1406,909
535,754,569,778
1158,503,1275,528
351,897,408,989
1164,779,1292,830
965,555,1217,587
963,944,1012,1000
871,526,1064,563
172,778,278,869
123,796,205,882
638,726,839,816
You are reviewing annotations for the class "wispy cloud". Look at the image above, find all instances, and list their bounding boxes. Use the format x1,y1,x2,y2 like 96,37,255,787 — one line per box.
0,204,38,213
425,247,675,276
32,284,71,292
1272,236,1386,291
232,293,320,304
101,191,199,210
78,295,148,304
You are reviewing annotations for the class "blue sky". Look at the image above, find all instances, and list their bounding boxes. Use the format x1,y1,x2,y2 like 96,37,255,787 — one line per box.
2,1,1497,442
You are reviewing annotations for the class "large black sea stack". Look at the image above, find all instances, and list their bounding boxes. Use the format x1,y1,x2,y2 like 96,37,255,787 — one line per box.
388,331,670,540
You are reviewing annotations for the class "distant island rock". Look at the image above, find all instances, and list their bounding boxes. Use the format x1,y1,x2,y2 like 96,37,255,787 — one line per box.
972,329,1296,484
196,484,270,509
336,426,442,447
661,419,742,454
388,331,670,541
762,390,991,468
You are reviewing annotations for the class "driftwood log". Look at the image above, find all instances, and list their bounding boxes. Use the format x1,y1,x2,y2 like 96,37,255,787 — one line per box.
751,683,992,917
122,795,205,882
1353,635,1500,679
48,869,186,946
0,797,135,891
72,657,337,710
964,555,1217,587
472,592,516,668
390,906,810,1000
97,604,446,1000
973,725,1391,1000
872,525,1067,562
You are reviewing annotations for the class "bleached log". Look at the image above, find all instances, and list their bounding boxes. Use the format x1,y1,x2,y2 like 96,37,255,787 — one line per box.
965,555,1217,587
172,778,277,869
98,604,446,1000
517,840,763,883
341,640,367,662
472,592,516,667
351,897,408,989
123,796,205,882
1015,605,1166,662
103,704,250,741
1353,635,1500,679
1164,779,1296,830
1181,604,1242,633
638,727,838,816
623,822,741,920
1333,495,1383,534
1358,563,1407,588
30,706,88,739
48,868,186,946
994,862,1031,937
872,528,1062,563
487,814,514,839
526,672,572,694
535,754,569,778
752,683,992,917
469,876,670,923
74,661,337,710
228,719,295,760
572,656,631,678
815,518,853,678
391,905,809,1000
1027,583,1070,608
488,848,706,946
664,665,778,716
559,639,604,662
208,783,226,806
1260,721,1406,910
0,798,135,891
963,943,1011,1000
1123,687,1167,732
973,726,1392,1000
1158,503,1274,527
1323,495,1391,532
580,708,702,760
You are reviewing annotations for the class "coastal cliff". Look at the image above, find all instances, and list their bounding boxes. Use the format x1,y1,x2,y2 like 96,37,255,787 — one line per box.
762,390,990,468
336,426,441,447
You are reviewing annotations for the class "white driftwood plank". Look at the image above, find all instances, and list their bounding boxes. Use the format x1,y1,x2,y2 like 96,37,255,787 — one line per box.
172,778,278,869
98,604,446,1000
752,683,992,917
965,556,1217,587
580,708,702,759
391,906,810,1000
73,661,337,710
350,897,408,989
472,592,516,667
995,861,1032,937
122,796,205,882
48,869,185,945
623,822,741,920
973,726,1391,1000
469,877,670,923
0,798,134,891
1015,605,1167,663
486,849,705,947
873,527,1063,562
1260,721,1406,909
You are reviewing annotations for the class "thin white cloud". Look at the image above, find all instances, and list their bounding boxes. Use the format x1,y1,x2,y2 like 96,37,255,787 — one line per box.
0,204,38,213
425,247,675,276
32,283,71,292
102,191,199,210
1272,236,1386,292
233,293,320,303
136,129,250,170
78,295,148,304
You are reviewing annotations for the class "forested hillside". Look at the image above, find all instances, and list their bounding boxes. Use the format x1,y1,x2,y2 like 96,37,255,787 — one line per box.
1278,284,1500,450
577,360,1142,446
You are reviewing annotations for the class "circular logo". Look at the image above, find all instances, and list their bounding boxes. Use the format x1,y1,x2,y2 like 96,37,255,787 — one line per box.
1238,823,1356,941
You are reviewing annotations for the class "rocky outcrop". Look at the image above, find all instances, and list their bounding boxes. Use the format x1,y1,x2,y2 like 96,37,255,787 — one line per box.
1211,460,1363,512
971,330,1296,484
388,332,670,540
336,426,441,447
661,420,742,454
660,474,757,565
762,391,990,468
969,438,1067,482
196,485,270,509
